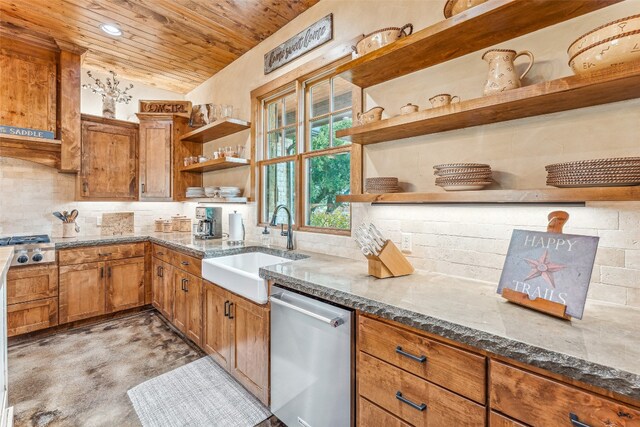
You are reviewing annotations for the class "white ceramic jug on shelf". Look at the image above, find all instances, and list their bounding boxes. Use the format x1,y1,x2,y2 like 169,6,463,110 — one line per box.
482,49,534,96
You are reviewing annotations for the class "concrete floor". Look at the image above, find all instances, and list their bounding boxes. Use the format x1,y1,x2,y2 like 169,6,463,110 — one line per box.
8,311,204,427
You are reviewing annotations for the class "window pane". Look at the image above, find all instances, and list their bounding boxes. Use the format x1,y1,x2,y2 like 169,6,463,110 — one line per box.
306,152,351,230
267,100,281,130
284,126,297,156
284,92,297,126
309,116,331,151
310,80,330,118
332,76,354,111
332,110,353,147
264,161,296,225
267,130,282,158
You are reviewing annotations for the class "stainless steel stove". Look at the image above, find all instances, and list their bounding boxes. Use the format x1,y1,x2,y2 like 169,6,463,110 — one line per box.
0,235,56,267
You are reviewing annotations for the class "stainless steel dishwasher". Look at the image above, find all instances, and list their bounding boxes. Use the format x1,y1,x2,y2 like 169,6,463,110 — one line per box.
270,285,353,427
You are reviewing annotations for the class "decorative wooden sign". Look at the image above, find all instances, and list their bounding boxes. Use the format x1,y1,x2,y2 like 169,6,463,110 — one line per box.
497,211,599,320
0,125,55,139
138,100,192,117
264,14,333,74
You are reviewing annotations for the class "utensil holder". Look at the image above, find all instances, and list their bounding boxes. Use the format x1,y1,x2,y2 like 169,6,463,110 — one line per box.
500,210,572,320
366,240,414,279
62,222,78,239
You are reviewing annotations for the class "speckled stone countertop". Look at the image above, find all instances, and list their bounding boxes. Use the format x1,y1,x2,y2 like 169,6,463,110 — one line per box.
260,253,640,401
51,233,639,401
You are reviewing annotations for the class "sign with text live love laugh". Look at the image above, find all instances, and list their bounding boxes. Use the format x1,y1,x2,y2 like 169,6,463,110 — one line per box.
497,230,599,319
264,14,333,74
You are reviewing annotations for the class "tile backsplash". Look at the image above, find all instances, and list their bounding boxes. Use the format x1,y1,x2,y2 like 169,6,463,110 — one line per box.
1,156,638,308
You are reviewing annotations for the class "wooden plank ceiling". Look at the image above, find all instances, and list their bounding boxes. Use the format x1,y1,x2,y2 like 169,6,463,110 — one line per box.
0,0,320,93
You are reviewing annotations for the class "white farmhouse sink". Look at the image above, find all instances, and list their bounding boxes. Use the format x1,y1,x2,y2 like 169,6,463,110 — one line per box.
201,252,293,304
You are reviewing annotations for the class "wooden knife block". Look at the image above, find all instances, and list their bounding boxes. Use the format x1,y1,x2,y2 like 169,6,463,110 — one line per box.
366,240,414,279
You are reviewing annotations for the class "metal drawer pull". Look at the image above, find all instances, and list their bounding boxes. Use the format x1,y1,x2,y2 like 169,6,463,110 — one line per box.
396,346,427,363
395,392,426,412
569,413,591,427
224,300,230,317
100,267,104,278
270,293,344,327
228,302,234,319
157,251,164,256
181,261,189,266
98,252,112,257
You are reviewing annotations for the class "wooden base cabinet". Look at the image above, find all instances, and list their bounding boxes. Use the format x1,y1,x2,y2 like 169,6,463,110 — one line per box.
173,270,202,346
6,264,59,336
152,258,174,320
203,280,270,405
59,244,147,325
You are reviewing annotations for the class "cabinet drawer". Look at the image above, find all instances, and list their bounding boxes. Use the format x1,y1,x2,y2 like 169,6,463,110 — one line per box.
489,412,526,427
7,264,58,304
59,243,145,265
490,361,640,427
359,397,411,427
8,297,58,336
359,315,486,403
171,250,201,276
359,352,485,427
151,244,172,263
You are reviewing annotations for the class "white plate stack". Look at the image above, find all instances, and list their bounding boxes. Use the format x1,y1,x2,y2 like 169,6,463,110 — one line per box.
433,163,493,191
219,187,242,198
186,187,206,198
204,186,220,197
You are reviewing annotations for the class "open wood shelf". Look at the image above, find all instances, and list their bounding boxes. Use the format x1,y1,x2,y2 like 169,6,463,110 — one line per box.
0,134,62,168
337,0,621,88
336,65,640,145
184,197,250,203
336,187,640,204
179,118,251,143
180,157,250,173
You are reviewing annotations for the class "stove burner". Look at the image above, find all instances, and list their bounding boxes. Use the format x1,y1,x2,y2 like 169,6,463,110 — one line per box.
6,234,51,245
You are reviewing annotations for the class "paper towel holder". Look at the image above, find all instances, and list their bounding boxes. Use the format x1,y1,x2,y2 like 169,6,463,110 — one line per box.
228,210,245,245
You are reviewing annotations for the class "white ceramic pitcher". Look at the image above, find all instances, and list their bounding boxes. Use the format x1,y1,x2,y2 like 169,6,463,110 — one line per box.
482,49,534,95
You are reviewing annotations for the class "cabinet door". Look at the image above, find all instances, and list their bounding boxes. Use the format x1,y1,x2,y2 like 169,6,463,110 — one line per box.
183,272,203,346
80,120,137,200
230,295,270,404
173,270,188,333
152,258,174,320
203,281,231,369
106,257,145,313
139,119,172,200
59,262,106,323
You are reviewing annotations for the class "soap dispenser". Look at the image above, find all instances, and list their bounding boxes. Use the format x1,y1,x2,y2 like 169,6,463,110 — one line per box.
261,226,271,247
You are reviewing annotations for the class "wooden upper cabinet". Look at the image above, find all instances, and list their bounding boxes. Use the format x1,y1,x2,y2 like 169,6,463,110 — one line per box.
0,34,82,170
139,118,172,200
137,113,202,202
78,115,138,200
106,257,146,313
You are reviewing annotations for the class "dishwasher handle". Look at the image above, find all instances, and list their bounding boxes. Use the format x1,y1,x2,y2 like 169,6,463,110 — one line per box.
270,293,345,328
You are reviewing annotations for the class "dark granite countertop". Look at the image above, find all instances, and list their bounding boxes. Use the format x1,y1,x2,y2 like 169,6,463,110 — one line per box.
52,233,640,401
259,252,640,402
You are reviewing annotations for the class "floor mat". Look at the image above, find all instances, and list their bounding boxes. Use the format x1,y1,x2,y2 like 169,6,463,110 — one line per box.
128,357,271,427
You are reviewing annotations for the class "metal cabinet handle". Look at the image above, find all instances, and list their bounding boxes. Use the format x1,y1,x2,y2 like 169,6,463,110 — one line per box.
228,302,234,319
395,391,426,412
184,279,189,292
181,261,189,266
100,267,104,278
180,278,186,291
141,183,145,193
107,266,112,278
157,251,164,256
570,413,592,427
82,181,88,194
396,346,427,363
224,300,230,317
157,266,163,278
98,252,112,257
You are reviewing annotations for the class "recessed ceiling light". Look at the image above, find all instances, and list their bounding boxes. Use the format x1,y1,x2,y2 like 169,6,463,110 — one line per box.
100,23,122,36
